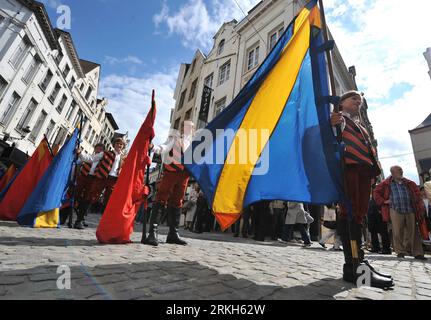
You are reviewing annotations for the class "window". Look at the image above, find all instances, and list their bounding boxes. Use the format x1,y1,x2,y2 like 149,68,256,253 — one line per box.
55,52,63,65
269,26,285,51
174,118,181,130
48,83,61,104
56,94,67,114
63,64,70,78
69,76,76,90
191,59,196,74
45,120,55,141
16,98,37,132
9,37,31,69
269,33,278,51
85,125,92,140
89,130,96,144
85,87,93,101
279,26,285,37
66,100,76,121
247,46,259,71
189,79,198,101
178,90,187,111
204,73,213,89
185,109,192,120
218,61,230,85
95,135,99,144
29,110,47,142
217,39,225,56
79,83,85,92
0,75,8,96
214,97,227,116
0,92,20,125
39,70,53,92
72,111,81,128
22,55,41,84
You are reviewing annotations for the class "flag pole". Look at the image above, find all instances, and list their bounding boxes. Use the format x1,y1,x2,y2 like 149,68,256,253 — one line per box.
141,90,156,243
68,115,85,228
43,135,54,157
318,0,360,275
317,0,343,143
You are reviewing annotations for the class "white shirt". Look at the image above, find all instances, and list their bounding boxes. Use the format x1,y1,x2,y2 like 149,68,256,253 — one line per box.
152,130,192,165
80,151,123,177
424,199,430,217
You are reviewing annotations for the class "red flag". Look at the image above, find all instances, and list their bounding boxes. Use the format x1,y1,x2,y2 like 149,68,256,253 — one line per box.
96,91,156,244
0,165,17,193
0,138,53,221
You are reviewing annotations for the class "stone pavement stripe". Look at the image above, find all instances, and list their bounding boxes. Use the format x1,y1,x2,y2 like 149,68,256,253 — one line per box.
79,264,113,300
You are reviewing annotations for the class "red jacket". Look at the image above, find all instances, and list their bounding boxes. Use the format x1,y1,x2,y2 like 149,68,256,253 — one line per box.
373,177,425,223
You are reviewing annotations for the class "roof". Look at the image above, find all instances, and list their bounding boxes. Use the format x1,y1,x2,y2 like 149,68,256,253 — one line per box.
16,0,59,51
105,113,119,131
416,113,431,130
410,113,431,133
79,59,100,74
54,29,85,78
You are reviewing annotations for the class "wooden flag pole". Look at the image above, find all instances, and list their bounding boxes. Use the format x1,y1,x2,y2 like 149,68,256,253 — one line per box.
317,0,360,276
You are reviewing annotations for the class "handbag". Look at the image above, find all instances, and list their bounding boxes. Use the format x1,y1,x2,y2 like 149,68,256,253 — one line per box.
323,220,337,230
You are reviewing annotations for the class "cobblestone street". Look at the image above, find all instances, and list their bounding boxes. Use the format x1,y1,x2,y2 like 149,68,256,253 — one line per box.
1,214,431,300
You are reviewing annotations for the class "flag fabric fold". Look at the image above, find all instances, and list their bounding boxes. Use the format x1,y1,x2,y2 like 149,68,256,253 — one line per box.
0,165,17,194
17,130,78,228
96,93,156,244
0,138,53,221
184,1,344,230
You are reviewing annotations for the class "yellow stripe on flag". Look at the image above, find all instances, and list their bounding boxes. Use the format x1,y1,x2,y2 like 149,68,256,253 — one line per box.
212,6,313,216
34,208,59,228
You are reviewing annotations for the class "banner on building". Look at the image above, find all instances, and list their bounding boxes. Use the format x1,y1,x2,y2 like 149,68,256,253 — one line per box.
198,85,212,123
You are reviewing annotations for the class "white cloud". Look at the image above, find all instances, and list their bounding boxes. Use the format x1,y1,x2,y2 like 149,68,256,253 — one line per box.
325,0,431,182
104,55,144,66
99,69,179,147
153,0,261,51
40,0,63,10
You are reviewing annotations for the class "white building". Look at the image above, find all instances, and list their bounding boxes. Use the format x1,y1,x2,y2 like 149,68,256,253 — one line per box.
0,0,119,167
170,0,361,134
409,115,431,184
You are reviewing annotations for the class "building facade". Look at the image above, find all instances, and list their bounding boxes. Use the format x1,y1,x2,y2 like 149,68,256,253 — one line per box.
0,0,119,168
170,0,371,139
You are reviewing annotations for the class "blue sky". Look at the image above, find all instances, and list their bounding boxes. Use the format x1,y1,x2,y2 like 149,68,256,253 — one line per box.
42,0,191,76
40,0,431,182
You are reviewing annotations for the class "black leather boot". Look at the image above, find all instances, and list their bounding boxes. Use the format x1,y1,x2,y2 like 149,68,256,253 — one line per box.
166,207,187,245
343,263,394,289
74,201,90,230
338,219,394,287
142,202,163,246
363,260,393,280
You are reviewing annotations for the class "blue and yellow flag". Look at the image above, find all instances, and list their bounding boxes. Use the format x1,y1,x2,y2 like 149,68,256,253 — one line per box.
184,1,344,230
17,130,78,228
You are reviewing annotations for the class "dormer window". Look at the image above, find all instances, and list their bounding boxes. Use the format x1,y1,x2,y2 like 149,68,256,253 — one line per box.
217,39,225,56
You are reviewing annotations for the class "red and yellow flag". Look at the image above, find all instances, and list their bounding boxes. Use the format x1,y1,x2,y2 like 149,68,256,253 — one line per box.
0,138,53,221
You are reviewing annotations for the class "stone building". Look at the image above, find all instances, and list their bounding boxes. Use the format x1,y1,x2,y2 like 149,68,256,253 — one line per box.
0,0,119,167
